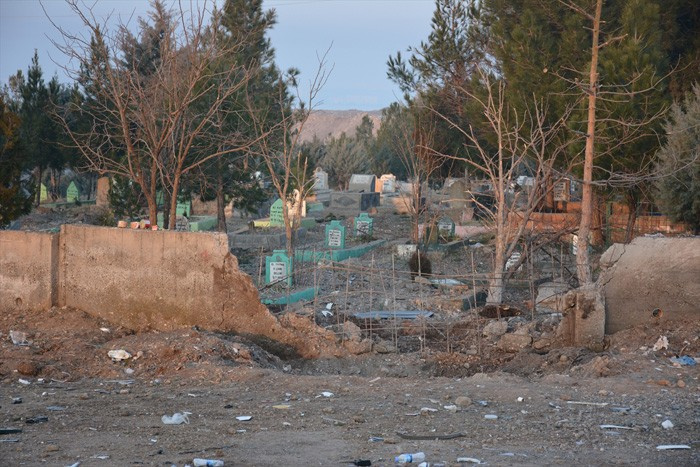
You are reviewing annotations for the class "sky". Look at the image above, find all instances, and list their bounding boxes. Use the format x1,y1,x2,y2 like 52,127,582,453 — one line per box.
0,0,436,110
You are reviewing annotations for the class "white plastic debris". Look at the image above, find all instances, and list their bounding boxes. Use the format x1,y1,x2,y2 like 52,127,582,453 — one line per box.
652,336,669,351
108,349,131,361
656,445,690,450
18,379,30,385
443,404,458,413
661,420,674,429
456,457,482,464
484,414,498,420
9,330,29,345
320,391,334,398
517,397,524,402
161,412,190,425
99,327,110,333
599,425,633,430
236,415,252,421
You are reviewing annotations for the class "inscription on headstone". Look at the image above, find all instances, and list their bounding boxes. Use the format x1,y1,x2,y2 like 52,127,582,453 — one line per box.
437,216,455,237
269,198,284,227
266,250,292,286
506,251,522,271
553,180,570,202
354,212,373,236
176,201,191,217
379,174,396,193
66,181,79,202
325,220,346,249
348,174,376,193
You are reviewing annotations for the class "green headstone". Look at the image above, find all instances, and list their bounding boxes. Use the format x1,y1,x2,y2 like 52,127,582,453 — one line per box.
269,199,284,227
437,216,456,238
266,249,293,286
325,220,346,249
66,181,79,202
176,201,191,217
40,184,48,203
354,212,373,237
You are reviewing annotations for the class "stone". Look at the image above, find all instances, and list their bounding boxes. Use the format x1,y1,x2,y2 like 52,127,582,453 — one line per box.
536,281,569,313
16,361,39,376
556,285,605,350
325,220,346,249
533,338,552,350
96,177,110,207
266,250,293,286
348,174,377,192
354,212,373,236
314,168,329,190
66,181,79,202
329,191,380,213
175,216,190,232
175,200,191,217
437,216,456,238
379,174,396,193
483,320,508,338
497,333,532,352
269,199,284,227
341,321,362,341
344,339,372,355
553,179,570,202
455,396,472,407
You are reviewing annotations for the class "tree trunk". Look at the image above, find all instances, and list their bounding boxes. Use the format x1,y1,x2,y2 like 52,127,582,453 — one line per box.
576,0,603,285
146,195,158,228
168,174,181,230
624,194,638,243
216,167,227,233
162,192,171,229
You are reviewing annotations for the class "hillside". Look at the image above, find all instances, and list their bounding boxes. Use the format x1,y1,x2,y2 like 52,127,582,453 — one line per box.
298,109,382,143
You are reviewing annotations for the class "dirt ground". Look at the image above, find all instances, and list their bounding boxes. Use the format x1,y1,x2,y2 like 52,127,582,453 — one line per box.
1,305,698,466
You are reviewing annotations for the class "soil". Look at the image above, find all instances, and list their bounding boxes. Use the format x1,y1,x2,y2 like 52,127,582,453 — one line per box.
1,306,698,466
3,206,698,465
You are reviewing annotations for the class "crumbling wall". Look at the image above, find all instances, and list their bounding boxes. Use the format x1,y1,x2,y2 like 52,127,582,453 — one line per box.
599,237,700,334
0,231,58,311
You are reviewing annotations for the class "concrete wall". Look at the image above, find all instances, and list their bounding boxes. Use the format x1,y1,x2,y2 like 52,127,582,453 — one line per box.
0,231,59,311
599,237,700,333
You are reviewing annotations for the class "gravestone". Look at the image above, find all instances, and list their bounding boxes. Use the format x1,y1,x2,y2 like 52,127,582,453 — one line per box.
329,191,379,213
269,198,284,227
40,184,48,203
176,200,191,217
437,216,456,238
96,177,110,207
325,220,346,249
314,168,329,190
553,179,570,202
506,251,522,271
175,216,190,232
379,174,396,193
66,181,79,202
348,174,377,193
354,212,373,237
266,249,293,286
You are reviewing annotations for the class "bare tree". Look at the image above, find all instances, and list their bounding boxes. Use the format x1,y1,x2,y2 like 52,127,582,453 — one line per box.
429,69,573,304
48,0,258,228
249,52,331,261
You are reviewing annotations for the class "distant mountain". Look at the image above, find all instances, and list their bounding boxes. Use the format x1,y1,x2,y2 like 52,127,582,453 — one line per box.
298,109,383,143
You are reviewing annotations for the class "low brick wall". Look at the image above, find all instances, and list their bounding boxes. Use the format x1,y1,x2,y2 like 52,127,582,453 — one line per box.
0,231,58,311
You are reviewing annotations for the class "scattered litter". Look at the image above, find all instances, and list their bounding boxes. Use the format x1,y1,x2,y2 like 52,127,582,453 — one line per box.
340,460,371,467
25,416,48,424
161,412,190,425
661,420,674,429
66,462,81,467
326,303,333,310
12,397,22,404
477,400,488,407
670,356,696,366
369,436,384,442
18,379,30,385
484,414,498,420
0,428,22,434
656,445,690,450
272,404,290,409
599,425,634,430
566,401,608,407
548,402,561,409
236,416,252,421
104,380,134,385
46,406,66,411
99,327,110,333
443,404,458,413
9,330,30,346
90,455,110,460
397,431,465,440
0,439,19,443
282,422,291,427
652,336,669,351
395,452,425,464
456,458,482,464
369,377,381,383
610,407,631,413
193,459,224,467
107,349,131,361
517,397,524,402
124,368,135,375
318,391,334,398
322,416,346,426
420,407,438,413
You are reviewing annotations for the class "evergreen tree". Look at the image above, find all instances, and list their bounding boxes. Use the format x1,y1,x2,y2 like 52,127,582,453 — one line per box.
0,95,33,227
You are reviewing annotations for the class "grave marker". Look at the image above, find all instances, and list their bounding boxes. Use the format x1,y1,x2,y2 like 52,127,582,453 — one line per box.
66,181,79,202
266,249,293,286
437,216,456,237
354,212,373,237
553,179,570,202
348,174,376,193
314,168,329,190
379,174,396,193
269,198,284,227
176,200,191,217
325,220,346,249
40,184,48,203
175,216,190,232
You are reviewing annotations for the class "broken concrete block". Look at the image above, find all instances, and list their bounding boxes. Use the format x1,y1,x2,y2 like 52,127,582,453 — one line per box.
556,285,605,350
482,320,508,338
536,281,569,313
497,333,532,352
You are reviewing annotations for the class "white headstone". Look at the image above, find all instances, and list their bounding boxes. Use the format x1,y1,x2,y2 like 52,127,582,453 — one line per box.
379,174,396,193
348,174,376,192
314,168,329,191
